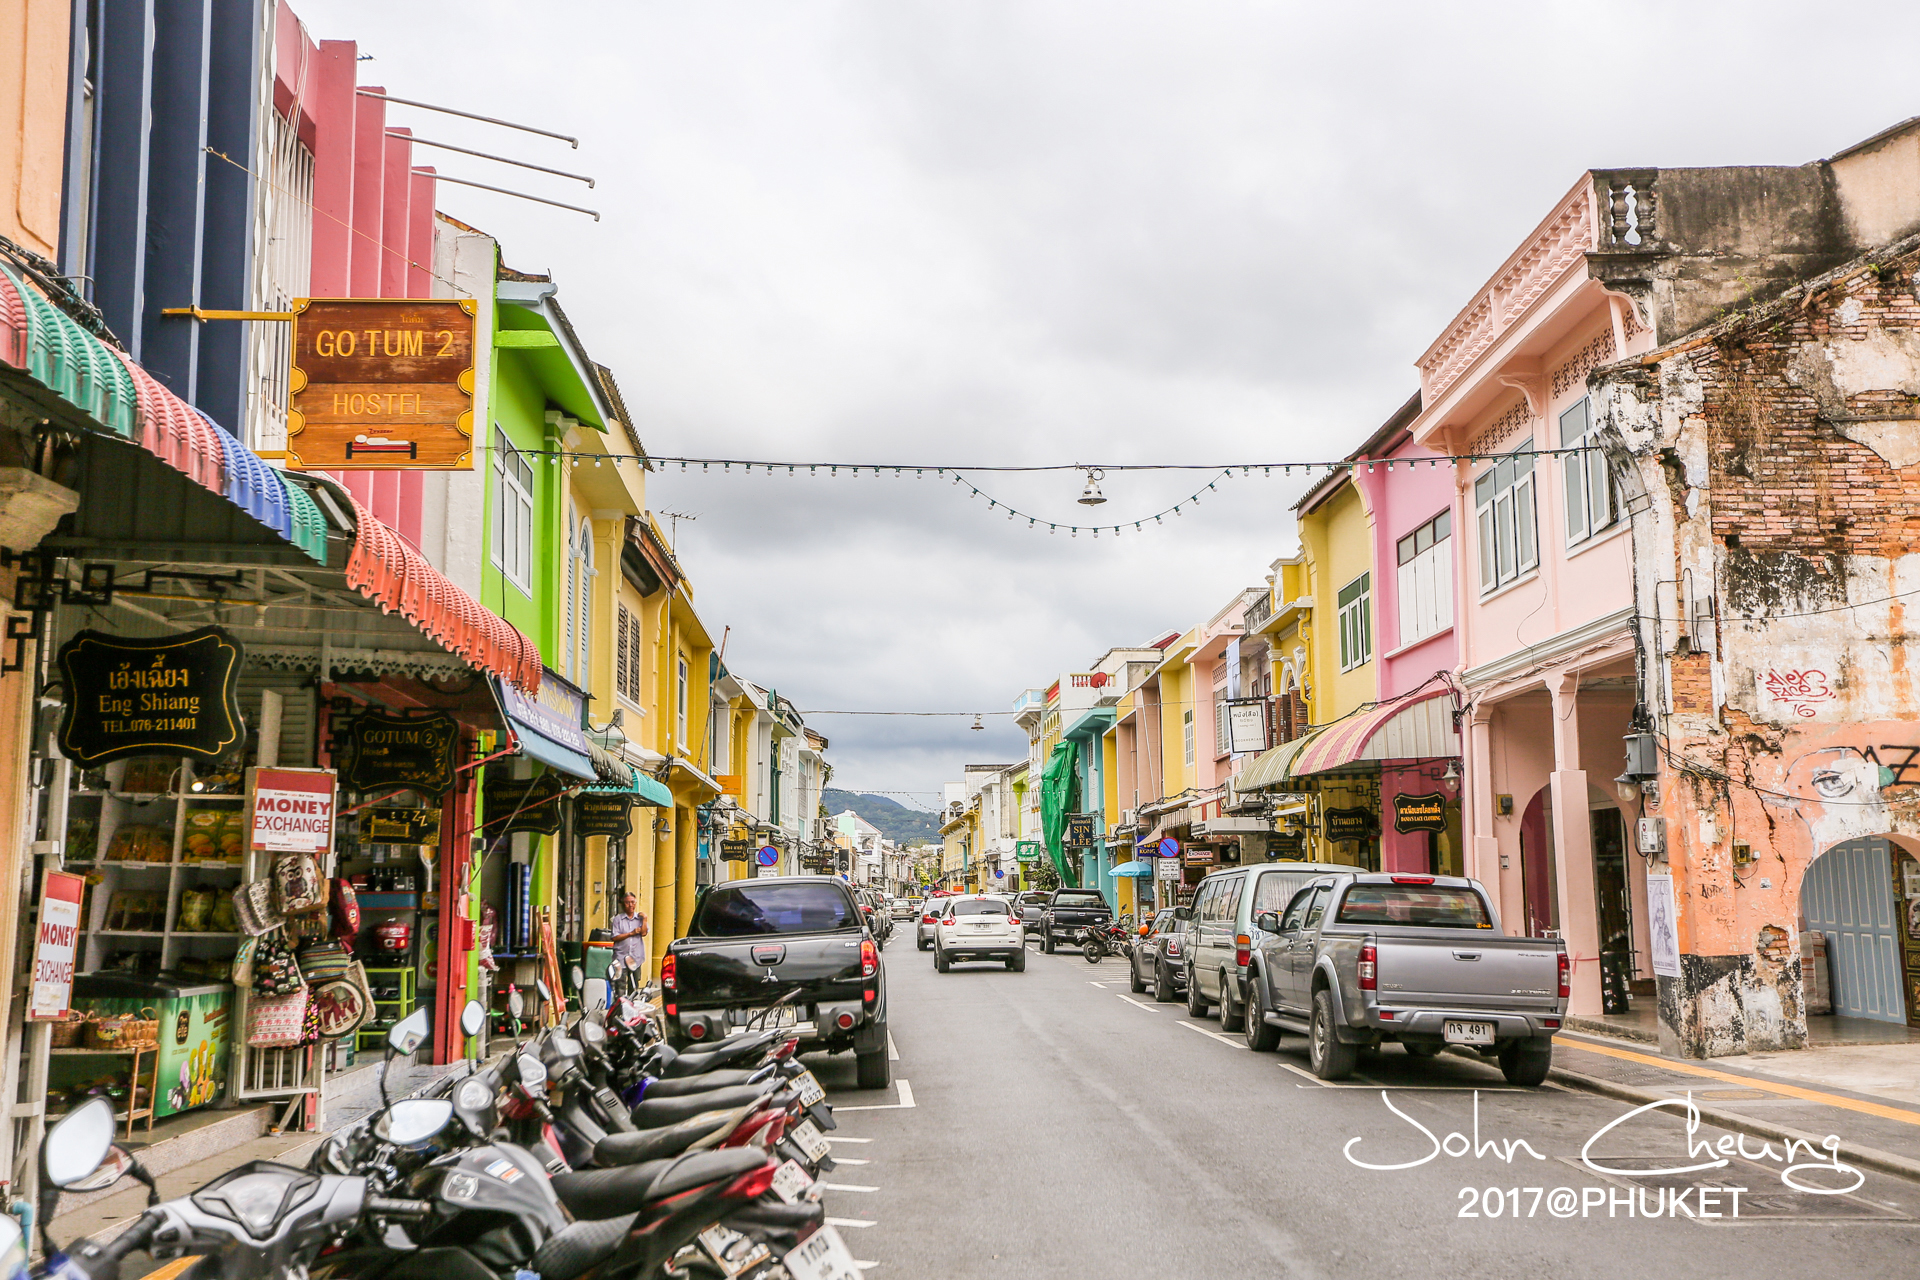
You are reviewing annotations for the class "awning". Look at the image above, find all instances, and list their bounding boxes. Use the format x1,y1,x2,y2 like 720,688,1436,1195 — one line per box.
577,760,673,807
1291,687,1459,777
1237,734,1320,791
1110,860,1156,878
496,671,597,780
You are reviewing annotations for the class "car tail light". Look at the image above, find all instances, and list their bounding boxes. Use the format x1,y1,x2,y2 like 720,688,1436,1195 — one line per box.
1391,875,1435,884
1165,938,1181,956
836,1011,856,1030
1234,934,1252,967
1543,1018,1561,1029
661,954,677,991
861,939,878,978
921,913,936,924
720,1162,780,1201
1557,952,1570,1000
1378,1010,1395,1020
1358,942,1377,991
688,1020,707,1040
775,1038,799,1059
941,916,955,926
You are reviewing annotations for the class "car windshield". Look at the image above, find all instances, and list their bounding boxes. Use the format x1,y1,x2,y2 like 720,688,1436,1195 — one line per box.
1335,884,1492,929
951,899,1008,916
1053,891,1105,907
691,883,859,936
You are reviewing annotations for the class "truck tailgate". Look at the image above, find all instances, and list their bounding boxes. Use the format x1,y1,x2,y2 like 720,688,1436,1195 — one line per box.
675,934,867,1005
1375,933,1562,1011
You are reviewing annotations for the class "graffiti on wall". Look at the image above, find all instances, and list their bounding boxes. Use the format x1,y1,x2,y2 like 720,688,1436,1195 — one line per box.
1758,668,1837,719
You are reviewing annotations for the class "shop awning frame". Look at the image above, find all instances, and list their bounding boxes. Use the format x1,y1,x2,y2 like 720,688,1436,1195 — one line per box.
1290,687,1460,778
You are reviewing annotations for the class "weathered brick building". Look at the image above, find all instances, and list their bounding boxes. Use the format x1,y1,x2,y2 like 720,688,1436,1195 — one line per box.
1595,225,1920,1056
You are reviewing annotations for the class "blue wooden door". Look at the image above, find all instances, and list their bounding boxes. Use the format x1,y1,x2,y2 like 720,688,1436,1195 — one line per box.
1802,838,1905,1023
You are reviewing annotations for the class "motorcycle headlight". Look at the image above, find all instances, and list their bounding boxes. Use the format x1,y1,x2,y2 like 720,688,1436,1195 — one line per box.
456,1078,494,1113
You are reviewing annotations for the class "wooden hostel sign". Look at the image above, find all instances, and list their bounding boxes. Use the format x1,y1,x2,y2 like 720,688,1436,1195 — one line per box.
287,298,478,470
57,627,244,765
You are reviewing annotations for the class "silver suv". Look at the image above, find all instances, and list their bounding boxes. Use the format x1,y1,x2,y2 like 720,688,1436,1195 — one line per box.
1176,860,1367,1032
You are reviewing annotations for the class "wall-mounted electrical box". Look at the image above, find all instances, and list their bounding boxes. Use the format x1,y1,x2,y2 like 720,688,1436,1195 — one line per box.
1622,732,1659,779
1732,841,1753,866
1497,794,1514,816
1636,817,1666,856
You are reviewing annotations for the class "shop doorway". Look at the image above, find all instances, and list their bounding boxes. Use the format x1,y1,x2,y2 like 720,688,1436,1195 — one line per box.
1519,789,1557,938
1802,837,1915,1025
1589,807,1632,1012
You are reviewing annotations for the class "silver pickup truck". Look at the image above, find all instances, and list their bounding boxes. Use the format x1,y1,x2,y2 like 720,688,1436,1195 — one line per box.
1238,872,1566,1085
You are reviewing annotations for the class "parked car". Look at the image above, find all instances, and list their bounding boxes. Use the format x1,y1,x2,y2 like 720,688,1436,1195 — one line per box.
1039,887,1113,953
662,875,890,1088
1013,891,1050,935
1176,860,1368,1031
1128,908,1188,1001
854,888,893,943
1238,872,1567,1084
889,896,917,920
931,894,1027,972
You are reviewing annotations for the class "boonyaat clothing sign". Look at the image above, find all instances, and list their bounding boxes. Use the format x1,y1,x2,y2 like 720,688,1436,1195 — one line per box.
56,627,245,765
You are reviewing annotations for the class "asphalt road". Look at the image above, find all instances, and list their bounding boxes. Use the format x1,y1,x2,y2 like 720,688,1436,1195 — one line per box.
805,928,1920,1280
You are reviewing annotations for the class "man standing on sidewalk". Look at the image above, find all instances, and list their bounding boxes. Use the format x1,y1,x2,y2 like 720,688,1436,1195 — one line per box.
609,891,650,985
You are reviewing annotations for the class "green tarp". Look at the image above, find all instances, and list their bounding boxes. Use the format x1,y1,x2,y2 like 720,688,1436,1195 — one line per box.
1039,741,1080,888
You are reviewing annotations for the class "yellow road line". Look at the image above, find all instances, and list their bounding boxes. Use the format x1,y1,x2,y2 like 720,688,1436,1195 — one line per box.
1552,1034,1920,1128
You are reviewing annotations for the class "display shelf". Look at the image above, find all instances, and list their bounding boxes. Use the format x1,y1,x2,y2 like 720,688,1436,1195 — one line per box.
95,930,167,938
50,1044,157,1137
356,966,417,1049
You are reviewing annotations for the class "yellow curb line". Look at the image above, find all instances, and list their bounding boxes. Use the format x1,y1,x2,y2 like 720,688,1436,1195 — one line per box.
1552,1034,1920,1128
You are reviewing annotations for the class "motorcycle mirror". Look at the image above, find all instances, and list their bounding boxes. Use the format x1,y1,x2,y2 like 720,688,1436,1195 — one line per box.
387,1007,432,1058
460,1000,487,1037
43,1096,117,1188
508,988,525,1018
536,979,553,1004
0,1209,24,1280
581,977,609,1010
576,1020,606,1049
570,963,584,989
516,1054,548,1097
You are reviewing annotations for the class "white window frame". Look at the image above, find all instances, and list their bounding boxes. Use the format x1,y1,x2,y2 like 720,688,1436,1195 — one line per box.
491,426,534,593
677,655,689,750
1183,709,1195,767
1337,572,1372,672
1395,510,1454,647
1473,445,1538,595
1559,396,1615,545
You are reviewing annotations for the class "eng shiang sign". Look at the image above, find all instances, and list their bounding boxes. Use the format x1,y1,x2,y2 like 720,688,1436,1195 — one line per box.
286,298,479,470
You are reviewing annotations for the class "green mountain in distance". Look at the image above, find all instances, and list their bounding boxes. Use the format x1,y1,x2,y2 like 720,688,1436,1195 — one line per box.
823,788,940,846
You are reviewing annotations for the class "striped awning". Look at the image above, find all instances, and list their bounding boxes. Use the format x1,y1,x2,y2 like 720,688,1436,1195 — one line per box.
1237,733,1323,791
1290,687,1459,777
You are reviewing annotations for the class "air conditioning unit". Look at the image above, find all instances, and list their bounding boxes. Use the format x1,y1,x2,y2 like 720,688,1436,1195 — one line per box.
1120,808,1136,828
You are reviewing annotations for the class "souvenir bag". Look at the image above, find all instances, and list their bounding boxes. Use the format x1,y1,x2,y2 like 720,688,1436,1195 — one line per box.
233,880,284,936
297,938,352,984
230,936,258,987
309,976,369,1040
245,987,309,1048
331,878,361,939
273,853,325,916
252,934,304,997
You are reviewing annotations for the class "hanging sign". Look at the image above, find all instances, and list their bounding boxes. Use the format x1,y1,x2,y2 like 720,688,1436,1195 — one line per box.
1392,792,1450,834
342,711,459,797
27,870,86,1020
574,793,634,838
286,297,479,470
1226,699,1270,755
1266,834,1305,858
484,772,567,835
1156,857,1180,881
365,806,442,846
1064,814,1097,847
1183,846,1216,867
57,627,245,765
1014,841,1042,863
721,838,755,862
1323,807,1377,841
247,766,337,854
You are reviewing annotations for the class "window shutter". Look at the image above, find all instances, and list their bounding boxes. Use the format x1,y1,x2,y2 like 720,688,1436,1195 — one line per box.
616,604,631,700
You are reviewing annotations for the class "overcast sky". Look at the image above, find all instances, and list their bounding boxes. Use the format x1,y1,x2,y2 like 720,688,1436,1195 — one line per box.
301,0,1920,807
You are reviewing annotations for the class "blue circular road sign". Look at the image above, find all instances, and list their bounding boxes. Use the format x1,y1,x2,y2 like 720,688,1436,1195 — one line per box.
756,845,780,867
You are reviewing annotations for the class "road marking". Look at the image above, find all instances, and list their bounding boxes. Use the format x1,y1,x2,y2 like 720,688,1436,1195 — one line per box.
825,1137,872,1144
832,1157,871,1164
836,1078,915,1111
886,1031,899,1061
827,1217,876,1228
1116,994,1158,1013
1176,1019,1244,1049
1552,1034,1920,1128
822,1183,878,1192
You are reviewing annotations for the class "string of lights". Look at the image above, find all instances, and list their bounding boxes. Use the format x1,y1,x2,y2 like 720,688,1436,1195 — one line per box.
535,445,1600,537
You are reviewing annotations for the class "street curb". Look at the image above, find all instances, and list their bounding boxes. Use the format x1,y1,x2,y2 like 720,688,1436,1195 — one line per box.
1547,1065,1920,1186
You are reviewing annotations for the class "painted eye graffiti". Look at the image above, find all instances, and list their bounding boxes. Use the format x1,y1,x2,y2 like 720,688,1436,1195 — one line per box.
1811,768,1854,800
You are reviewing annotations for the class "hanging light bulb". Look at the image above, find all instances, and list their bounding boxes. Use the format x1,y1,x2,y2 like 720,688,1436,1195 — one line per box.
1077,467,1107,506
971,714,985,731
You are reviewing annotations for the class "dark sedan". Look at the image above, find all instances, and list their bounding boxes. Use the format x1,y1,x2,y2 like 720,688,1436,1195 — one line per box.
1129,907,1188,1002
1014,891,1050,936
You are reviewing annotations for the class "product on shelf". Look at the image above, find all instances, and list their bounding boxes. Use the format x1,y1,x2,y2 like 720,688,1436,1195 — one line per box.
65,809,99,856
105,892,165,932
106,824,171,862
176,887,215,932
120,758,179,794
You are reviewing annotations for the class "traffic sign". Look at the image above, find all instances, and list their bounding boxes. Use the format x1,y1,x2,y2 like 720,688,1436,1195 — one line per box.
757,845,780,867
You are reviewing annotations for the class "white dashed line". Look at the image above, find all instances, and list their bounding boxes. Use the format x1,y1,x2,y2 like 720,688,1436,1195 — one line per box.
826,1137,872,1144
1175,1019,1245,1049
822,1183,878,1193
886,1031,899,1061
827,1218,876,1228
832,1157,870,1164
836,1078,915,1111
1115,995,1158,1013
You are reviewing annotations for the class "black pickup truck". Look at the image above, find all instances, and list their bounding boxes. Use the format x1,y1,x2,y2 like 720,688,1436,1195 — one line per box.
662,875,891,1088
1039,887,1113,953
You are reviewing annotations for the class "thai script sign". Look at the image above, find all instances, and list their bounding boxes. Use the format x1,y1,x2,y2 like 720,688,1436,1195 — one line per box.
248,767,336,854
484,772,567,835
574,793,634,838
57,627,244,765
1064,814,1097,847
1392,791,1450,834
28,870,86,1020
287,298,479,470
342,711,460,797
1324,807,1378,841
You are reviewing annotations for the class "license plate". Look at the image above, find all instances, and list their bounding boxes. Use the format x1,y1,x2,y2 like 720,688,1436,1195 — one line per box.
1443,1020,1496,1045
792,1068,826,1108
783,1225,862,1280
698,1224,771,1277
770,1158,821,1205
735,1004,798,1031
790,1117,832,1162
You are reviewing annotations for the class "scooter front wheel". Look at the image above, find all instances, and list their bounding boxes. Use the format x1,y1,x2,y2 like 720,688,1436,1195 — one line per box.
1082,939,1104,963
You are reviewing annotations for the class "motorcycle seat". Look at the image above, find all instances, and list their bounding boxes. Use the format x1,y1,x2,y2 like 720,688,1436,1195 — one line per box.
594,1113,734,1166
630,1085,770,1128
659,1030,781,1077
529,1212,638,1280
551,1164,674,1219
638,1068,762,1098
645,1148,774,1200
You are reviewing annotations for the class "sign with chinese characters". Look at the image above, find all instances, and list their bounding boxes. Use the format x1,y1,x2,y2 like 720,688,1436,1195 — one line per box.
57,628,245,765
574,793,634,838
342,711,459,797
28,870,86,1020
248,767,337,854
1226,699,1270,754
1392,791,1449,834
286,298,479,470
1323,807,1377,842
1064,814,1097,847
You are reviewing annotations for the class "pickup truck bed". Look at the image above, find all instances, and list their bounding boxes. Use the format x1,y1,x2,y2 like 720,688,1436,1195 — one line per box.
663,876,891,1089
1241,873,1566,1085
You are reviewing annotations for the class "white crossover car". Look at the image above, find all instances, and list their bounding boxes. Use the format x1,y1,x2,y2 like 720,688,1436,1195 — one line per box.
933,895,1027,972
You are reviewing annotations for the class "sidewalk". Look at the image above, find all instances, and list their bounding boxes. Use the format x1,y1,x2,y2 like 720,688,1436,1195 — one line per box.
1547,1027,1920,1183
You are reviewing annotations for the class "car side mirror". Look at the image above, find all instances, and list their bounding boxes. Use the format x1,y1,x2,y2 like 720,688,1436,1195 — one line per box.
1255,911,1281,934
1172,907,1193,922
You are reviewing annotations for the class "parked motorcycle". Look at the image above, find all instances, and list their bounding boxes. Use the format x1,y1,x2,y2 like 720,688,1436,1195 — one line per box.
1078,920,1133,964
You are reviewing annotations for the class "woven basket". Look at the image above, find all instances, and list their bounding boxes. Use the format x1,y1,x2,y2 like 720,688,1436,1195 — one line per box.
86,1015,130,1049
124,1007,159,1049
49,1014,87,1048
